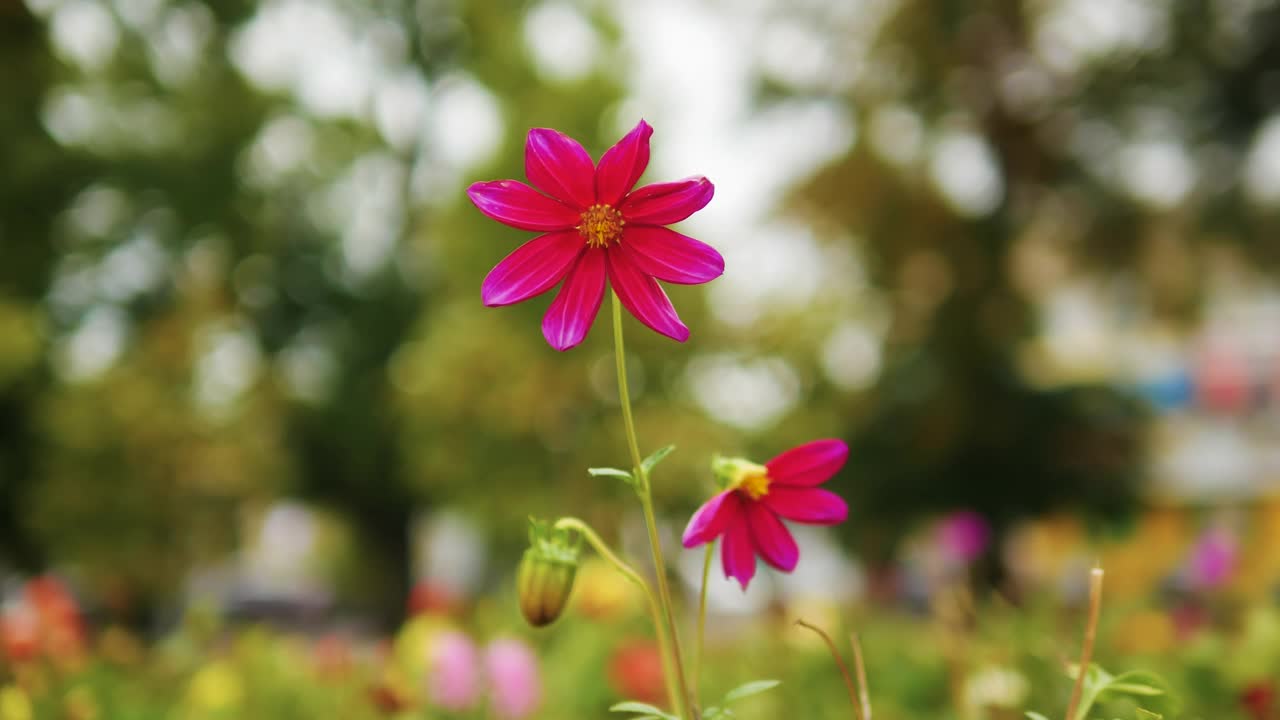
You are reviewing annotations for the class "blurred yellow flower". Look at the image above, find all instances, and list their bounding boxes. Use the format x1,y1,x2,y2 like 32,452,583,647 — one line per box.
0,686,32,720
572,558,638,620
186,662,243,713
1115,609,1175,655
64,686,98,720
393,615,449,680
1099,507,1186,600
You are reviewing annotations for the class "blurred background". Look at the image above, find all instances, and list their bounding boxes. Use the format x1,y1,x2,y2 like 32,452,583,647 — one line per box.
3,0,1280,717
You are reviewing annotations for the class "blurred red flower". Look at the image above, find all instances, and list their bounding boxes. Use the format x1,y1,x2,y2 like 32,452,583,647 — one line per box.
2,575,85,663
1242,681,1275,720
608,639,666,706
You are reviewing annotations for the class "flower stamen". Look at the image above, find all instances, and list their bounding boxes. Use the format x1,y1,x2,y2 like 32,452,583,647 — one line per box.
578,204,624,248
737,471,771,500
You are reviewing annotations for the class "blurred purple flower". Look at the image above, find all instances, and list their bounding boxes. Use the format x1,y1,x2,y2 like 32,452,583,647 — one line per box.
936,510,990,564
427,630,481,712
484,638,542,720
1188,525,1237,590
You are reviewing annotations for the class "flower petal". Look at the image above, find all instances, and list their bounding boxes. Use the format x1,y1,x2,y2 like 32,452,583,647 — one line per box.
617,226,724,285
595,120,652,207
721,501,756,590
606,251,690,343
482,231,584,307
765,439,849,487
682,490,738,548
467,180,581,231
620,177,714,225
746,503,799,572
525,128,596,208
542,249,606,351
763,487,848,526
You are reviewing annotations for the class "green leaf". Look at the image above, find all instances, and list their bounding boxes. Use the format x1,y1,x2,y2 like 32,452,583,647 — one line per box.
1104,671,1169,698
1105,683,1164,696
1025,713,1051,720
1063,665,1174,720
1135,710,1164,719
1064,662,1115,720
722,679,781,704
609,701,677,720
588,467,634,483
640,445,676,476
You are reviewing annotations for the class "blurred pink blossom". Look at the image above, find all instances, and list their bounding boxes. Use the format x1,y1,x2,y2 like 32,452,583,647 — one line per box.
484,638,542,719
936,510,991,564
427,630,481,711
1196,347,1250,414
1188,525,1237,590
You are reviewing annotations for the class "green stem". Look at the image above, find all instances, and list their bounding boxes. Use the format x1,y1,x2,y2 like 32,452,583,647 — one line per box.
612,292,695,720
693,541,714,699
553,517,681,713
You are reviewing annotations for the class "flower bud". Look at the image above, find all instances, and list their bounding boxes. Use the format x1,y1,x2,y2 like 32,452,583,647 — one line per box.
710,455,767,490
517,519,581,628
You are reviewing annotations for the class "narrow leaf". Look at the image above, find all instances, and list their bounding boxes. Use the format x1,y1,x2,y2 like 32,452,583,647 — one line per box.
1104,683,1165,697
1107,671,1169,686
589,467,634,483
1025,713,1051,720
723,679,781,704
609,701,676,719
640,444,676,476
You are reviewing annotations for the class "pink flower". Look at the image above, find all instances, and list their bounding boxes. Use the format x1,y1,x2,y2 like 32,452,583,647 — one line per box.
468,120,722,351
682,439,850,589
935,510,990,565
427,630,481,712
1188,525,1237,590
484,638,542,720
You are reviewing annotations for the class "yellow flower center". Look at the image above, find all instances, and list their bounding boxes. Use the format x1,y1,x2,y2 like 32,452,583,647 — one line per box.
730,461,772,501
578,204,624,248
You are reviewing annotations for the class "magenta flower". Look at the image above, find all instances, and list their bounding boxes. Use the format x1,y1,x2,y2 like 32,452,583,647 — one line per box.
682,439,850,589
1188,525,1237,590
936,510,991,565
467,120,723,351
484,638,542,720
